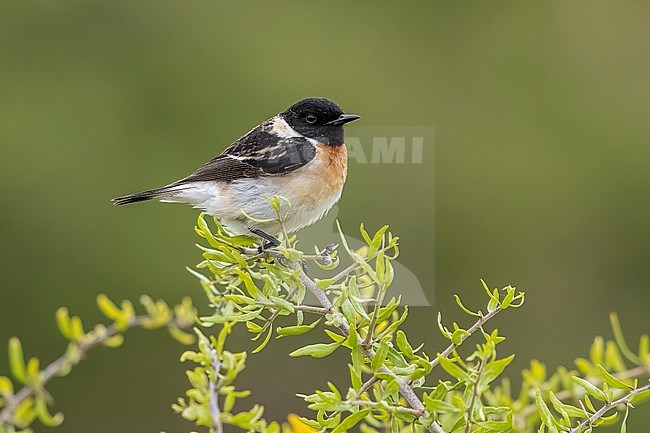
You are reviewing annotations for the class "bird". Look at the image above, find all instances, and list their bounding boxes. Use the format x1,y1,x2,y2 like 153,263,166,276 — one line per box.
112,97,360,245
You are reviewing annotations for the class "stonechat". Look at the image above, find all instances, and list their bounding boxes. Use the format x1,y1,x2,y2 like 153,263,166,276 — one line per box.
112,97,359,244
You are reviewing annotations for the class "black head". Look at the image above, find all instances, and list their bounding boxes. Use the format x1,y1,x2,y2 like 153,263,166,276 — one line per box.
280,97,360,146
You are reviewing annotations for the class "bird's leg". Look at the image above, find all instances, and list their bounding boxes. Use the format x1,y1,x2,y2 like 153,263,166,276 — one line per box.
249,227,281,252
249,228,310,273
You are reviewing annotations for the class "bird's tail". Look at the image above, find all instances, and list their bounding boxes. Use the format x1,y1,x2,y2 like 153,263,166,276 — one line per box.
112,186,177,206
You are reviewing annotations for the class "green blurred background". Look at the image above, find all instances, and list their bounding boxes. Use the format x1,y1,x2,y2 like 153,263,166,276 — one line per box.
1,1,648,431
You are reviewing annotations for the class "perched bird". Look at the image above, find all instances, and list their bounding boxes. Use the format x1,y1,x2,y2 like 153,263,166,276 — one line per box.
112,97,359,244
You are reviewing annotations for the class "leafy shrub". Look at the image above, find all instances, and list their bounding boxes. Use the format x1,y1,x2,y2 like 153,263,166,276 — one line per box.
1,200,648,433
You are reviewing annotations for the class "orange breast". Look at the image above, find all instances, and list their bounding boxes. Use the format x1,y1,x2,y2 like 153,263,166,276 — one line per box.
315,142,348,195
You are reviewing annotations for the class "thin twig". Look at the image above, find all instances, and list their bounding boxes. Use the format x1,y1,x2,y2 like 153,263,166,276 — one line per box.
362,287,387,349
359,375,378,396
256,286,300,335
351,400,425,416
329,245,394,284
568,382,650,433
0,317,146,426
464,360,485,433
430,308,501,369
253,300,330,315
208,347,223,433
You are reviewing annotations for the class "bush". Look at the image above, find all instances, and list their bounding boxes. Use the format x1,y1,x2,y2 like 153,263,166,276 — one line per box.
1,202,648,433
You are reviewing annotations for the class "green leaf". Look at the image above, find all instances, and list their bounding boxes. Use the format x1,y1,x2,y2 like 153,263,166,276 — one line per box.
359,223,372,245
0,375,14,396
481,279,495,299
277,319,321,337
396,330,415,359
501,287,515,309
8,337,27,383
479,355,514,390
572,376,607,401
597,364,632,390
639,334,649,362
375,297,400,322
382,258,394,288
557,402,587,419
324,329,346,344
35,397,64,427
252,327,272,354
55,307,72,340
69,316,85,340
367,225,389,258
290,342,341,358
424,395,459,413
437,312,452,340
450,415,466,432
475,415,513,431
341,300,357,326
609,312,642,364
535,389,559,431
376,307,408,340
548,391,571,426
454,295,480,317
371,341,390,371
352,345,364,373
437,356,468,381
270,296,295,313
246,321,263,334
383,379,400,398
487,297,499,312
315,278,336,290
336,220,353,255
96,293,122,320
451,328,470,345
604,341,626,372
102,334,124,348
590,336,604,366
346,327,359,347
235,269,262,299
331,409,371,433
349,364,362,391
169,327,195,345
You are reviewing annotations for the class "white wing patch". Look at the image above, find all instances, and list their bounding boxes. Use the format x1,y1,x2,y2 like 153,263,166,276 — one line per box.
270,116,302,138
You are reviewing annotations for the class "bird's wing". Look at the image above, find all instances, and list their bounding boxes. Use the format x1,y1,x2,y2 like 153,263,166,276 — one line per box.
175,155,264,184
175,132,316,184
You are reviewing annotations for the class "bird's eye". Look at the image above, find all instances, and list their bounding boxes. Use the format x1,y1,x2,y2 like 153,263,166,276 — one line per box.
305,114,317,124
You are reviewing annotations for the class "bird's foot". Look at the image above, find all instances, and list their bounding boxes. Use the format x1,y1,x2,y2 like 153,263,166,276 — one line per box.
249,227,281,253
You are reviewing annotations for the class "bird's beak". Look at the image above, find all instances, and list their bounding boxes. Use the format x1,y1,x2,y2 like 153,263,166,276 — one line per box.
325,114,361,126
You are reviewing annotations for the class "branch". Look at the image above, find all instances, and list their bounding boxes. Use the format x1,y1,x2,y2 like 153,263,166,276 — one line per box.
430,307,502,369
290,259,446,433
514,364,650,424
568,382,650,433
0,317,146,426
